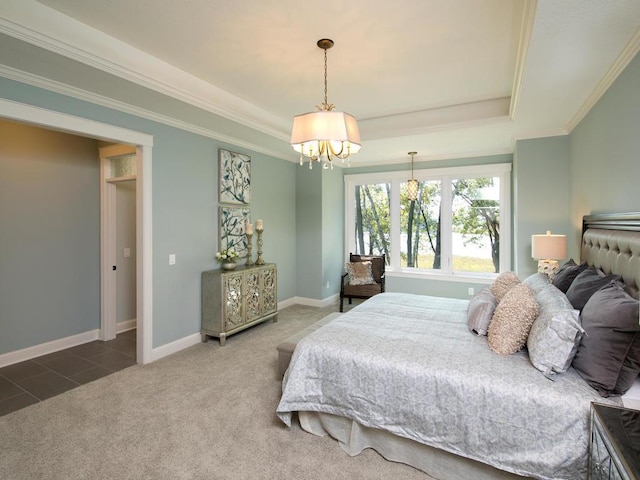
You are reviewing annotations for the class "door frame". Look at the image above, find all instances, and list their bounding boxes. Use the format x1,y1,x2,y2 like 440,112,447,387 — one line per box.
99,144,137,343
0,99,154,364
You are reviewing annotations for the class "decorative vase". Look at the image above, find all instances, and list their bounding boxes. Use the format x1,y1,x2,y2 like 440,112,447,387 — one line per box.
221,262,237,271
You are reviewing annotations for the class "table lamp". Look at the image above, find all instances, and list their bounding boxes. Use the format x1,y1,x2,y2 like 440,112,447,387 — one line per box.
532,230,567,278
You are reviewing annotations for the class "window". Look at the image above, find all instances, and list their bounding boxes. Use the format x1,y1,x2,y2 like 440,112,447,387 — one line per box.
345,164,511,279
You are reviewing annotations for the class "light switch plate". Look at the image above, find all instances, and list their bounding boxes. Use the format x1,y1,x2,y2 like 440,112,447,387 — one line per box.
124,248,131,258
169,254,176,265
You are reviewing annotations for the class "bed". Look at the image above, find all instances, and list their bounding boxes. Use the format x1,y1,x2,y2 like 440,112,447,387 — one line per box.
276,213,640,480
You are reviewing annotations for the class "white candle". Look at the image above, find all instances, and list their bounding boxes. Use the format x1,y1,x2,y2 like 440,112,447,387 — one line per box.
245,222,253,235
255,219,263,230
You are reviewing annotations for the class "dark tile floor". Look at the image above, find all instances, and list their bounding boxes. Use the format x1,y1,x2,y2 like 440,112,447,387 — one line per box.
0,329,136,417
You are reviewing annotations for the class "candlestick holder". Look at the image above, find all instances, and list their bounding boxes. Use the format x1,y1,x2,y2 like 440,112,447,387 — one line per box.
255,228,264,265
245,233,254,266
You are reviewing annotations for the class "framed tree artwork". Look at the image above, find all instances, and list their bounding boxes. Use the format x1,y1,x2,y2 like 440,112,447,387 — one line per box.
219,206,250,257
219,149,251,205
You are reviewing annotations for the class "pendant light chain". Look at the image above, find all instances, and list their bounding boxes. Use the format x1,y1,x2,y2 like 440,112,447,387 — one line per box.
323,47,328,110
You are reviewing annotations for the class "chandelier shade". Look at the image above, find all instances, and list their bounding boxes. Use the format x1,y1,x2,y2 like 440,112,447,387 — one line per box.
291,38,361,169
291,111,361,158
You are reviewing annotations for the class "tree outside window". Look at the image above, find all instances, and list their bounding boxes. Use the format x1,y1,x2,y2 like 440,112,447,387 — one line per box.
346,164,510,277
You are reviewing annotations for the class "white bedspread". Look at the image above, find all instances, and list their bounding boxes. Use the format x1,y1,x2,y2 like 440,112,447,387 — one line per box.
277,292,620,480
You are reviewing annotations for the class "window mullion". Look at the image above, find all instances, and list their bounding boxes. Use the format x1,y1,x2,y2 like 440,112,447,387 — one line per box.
390,179,401,271
441,176,453,275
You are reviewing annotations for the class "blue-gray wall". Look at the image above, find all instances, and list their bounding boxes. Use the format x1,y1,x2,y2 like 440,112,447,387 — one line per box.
569,51,640,249
513,136,572,276
0,76,297,354
0,120,100,353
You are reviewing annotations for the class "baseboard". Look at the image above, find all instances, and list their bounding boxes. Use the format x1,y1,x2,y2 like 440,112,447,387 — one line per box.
277,297,297,310
0,329,100,368
117,318,137,333
150,333,201,362
0,298,339,369
292,293,339,308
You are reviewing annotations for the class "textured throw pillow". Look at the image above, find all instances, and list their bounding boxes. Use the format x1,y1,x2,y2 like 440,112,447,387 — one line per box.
552,259,587,293
572,281,640,397
467,288,497,336
345,261,375,286
527,285,583,378
566,267,621,311
487,283,539,355
522,272,551,295
490,271,521,303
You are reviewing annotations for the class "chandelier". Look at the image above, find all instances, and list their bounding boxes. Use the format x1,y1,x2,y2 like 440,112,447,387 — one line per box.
407,151,419,201
291,39,361,170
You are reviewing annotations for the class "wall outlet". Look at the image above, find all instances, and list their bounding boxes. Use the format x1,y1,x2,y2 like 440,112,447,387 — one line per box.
468,287,475,296
169,254,176,265
124,247,131,258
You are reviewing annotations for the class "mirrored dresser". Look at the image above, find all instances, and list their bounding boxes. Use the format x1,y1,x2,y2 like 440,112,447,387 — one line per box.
201,263,277,346
590,403,640,480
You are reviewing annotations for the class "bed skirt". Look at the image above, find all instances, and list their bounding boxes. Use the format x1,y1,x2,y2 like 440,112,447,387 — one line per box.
298,411,530,480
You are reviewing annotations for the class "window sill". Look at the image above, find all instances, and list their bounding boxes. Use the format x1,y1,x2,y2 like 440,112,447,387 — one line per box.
386,269,496,284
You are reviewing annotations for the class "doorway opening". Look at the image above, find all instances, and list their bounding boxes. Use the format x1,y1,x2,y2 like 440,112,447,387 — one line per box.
0,99,153,364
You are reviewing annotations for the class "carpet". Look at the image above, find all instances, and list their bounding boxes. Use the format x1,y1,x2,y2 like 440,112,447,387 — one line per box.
0,303,434,480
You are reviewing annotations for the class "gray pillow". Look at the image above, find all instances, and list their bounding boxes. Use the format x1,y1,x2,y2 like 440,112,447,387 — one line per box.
565,267,620,311
572,281,640,397
488,283,539,355
523,272,551,295
552,259,587,293
527,285,583,378
467,288,497,336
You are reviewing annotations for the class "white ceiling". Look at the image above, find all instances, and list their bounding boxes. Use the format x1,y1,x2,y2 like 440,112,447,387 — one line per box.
2,0,640,165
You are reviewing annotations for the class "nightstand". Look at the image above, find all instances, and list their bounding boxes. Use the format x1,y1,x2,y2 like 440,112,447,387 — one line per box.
590,403,640,480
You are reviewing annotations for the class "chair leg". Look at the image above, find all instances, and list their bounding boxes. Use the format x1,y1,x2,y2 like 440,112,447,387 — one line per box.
349,298,352,305
339,297,344,312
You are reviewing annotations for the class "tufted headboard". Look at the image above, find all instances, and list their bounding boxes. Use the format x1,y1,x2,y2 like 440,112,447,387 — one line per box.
581,212,640,299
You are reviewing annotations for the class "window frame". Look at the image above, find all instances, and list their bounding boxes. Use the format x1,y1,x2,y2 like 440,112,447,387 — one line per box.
344,163,512,282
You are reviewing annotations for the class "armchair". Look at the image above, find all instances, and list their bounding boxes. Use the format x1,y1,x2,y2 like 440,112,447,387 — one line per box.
339,253,386,312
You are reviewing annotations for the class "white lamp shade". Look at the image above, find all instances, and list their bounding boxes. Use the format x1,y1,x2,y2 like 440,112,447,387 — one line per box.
531,231,567,260
291,111,361,151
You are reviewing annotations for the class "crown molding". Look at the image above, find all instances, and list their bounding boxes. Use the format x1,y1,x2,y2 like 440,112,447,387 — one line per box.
512,127,569,143
565,26,640,133
0,1,290,140
348,147,514,169
509,0,538,120
360,97,512,140
0,65,295,161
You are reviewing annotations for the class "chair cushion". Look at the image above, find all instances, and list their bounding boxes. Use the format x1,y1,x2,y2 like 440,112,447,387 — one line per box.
345,261,376,286
343,283,383,297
